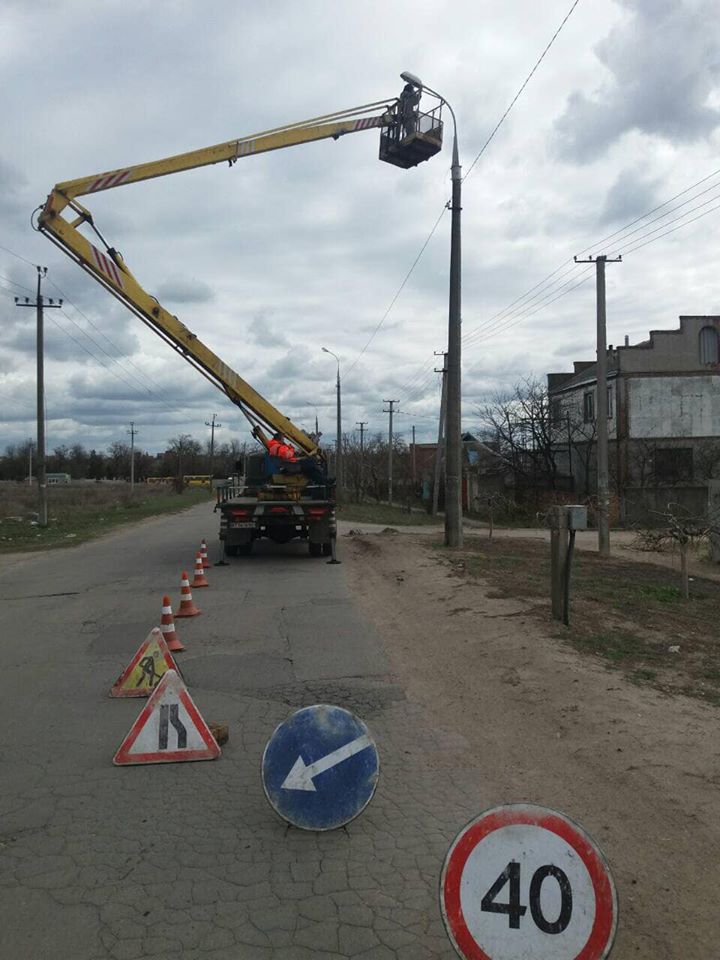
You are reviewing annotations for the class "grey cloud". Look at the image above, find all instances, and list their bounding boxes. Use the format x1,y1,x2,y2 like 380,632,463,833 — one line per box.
553,0,720,162
248,314,290,348
600,169,660,224
155,276,214,304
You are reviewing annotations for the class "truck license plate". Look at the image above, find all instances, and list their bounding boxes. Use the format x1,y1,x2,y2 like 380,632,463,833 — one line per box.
229,522,254,529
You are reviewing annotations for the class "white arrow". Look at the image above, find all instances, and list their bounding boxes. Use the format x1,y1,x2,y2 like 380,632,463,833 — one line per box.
281,734,374,791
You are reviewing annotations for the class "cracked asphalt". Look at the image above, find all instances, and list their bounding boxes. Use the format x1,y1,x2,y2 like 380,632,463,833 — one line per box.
0,502,479,959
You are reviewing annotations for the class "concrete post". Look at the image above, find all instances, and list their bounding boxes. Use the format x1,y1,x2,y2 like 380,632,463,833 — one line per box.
547,506,569,622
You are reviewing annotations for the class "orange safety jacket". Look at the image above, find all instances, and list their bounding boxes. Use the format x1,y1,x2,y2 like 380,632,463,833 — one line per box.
268,438,297,461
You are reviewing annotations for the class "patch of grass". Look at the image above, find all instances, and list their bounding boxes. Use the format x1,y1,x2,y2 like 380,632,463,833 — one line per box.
629,668,658,683
636,584,682,603
0,484,212,553
338,502,439,527
571,631,663,665
433,533,720,706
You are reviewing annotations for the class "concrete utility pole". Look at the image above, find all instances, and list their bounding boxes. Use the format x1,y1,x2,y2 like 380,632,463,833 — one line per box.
411,425,416,489
127,422,138,492
383,400,398,505
432,352,448,517
15,267,62,528
205,413,222,478
322,347,342,493
574,254,621,556
356,421,367,500
444,107,463,548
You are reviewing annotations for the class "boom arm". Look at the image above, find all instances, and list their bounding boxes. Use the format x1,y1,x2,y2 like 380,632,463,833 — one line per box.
37,100,399,458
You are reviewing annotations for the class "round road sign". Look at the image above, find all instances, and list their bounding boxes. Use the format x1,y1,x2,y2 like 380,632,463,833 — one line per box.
261,704,379,831
440,803,618,960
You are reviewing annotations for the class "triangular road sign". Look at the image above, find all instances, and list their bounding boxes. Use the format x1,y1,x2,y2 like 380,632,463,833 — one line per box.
109,627,180,698
113,670,221,766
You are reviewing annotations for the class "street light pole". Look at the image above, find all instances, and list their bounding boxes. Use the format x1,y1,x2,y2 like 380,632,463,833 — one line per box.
402,73,462,547
322,347,342,493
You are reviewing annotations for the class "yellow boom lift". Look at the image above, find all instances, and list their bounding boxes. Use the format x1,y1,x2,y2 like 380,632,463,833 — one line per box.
37,82,443,557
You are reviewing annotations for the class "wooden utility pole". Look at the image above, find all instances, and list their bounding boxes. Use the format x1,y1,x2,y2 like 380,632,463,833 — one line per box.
15,267,62,528
382,400,398,505
574,254,621,556
432,352,448,517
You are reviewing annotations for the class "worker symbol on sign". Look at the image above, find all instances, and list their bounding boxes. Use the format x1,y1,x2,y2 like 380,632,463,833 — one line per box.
138,655,161,687
440,803,618,960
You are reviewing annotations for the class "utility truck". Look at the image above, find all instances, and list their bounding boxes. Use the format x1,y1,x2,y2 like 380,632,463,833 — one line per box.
37,78,443,557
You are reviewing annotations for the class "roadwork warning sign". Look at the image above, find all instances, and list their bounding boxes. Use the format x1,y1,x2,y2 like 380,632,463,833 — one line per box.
440,803,618,960
113,669,220,765
109,627,179,698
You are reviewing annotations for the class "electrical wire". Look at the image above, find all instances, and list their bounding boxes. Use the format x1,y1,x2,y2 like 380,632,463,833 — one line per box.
345,0,582,376
463,0,582,182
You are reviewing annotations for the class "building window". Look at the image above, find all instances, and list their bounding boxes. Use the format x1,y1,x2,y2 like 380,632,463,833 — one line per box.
699,326,719,365
607,386,613,419
654,448,693,484
551,398,562,425
583,392,594,423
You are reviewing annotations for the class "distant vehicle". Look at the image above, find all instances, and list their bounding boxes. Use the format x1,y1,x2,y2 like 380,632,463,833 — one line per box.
183,475,212,488
145,477,174,485
46,473,71,485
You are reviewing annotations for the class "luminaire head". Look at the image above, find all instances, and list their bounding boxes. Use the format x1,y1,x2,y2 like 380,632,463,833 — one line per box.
400,71,423,89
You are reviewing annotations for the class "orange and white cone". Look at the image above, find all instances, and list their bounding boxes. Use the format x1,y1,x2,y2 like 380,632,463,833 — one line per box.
200,539,210,570
176,570,201,617
192,552,209,588
160,595,184,652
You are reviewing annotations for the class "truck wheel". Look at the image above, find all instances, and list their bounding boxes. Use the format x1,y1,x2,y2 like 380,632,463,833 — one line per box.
322,541,332,557
225,545,239,557
309,542,322,557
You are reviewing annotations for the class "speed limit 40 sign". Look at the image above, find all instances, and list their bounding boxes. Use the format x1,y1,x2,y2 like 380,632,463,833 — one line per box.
440,804,618,960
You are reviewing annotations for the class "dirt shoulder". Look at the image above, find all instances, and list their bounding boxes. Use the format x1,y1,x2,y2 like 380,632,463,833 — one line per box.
342,530,720,960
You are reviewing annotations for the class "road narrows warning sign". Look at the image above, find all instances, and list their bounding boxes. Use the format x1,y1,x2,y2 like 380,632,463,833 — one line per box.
440,803,618,960
109,627,179,698
113,669,220,765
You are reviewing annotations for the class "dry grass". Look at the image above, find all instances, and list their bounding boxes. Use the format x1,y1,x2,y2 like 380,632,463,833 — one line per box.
0,482,211,553
438,534,720,706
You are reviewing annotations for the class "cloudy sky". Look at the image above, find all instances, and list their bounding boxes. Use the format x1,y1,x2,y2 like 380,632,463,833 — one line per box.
2,0,719,455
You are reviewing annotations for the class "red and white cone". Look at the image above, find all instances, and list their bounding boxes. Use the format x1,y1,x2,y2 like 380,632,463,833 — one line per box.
160,595,184,652
200,539,210,570
176,570,201,617
192,552,209,588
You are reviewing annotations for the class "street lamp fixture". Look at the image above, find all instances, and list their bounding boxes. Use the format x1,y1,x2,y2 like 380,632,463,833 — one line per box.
399,72,462,547
321,347,342,492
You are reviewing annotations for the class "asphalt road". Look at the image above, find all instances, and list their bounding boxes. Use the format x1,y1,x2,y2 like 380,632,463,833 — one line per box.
0,502,476,960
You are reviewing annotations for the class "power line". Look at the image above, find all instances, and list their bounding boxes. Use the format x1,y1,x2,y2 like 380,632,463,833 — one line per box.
0,243,36,268
345,1,582,375
0,273,33,293
464,0,582,182
345,207,447,375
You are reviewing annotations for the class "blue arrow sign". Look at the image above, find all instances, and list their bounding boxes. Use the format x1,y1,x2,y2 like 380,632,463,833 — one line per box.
262,704,380,831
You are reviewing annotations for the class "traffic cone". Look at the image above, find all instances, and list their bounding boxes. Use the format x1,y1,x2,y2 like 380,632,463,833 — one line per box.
192,552,209,588
176,571,201,617
200,539,210,570
160,595,184,652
